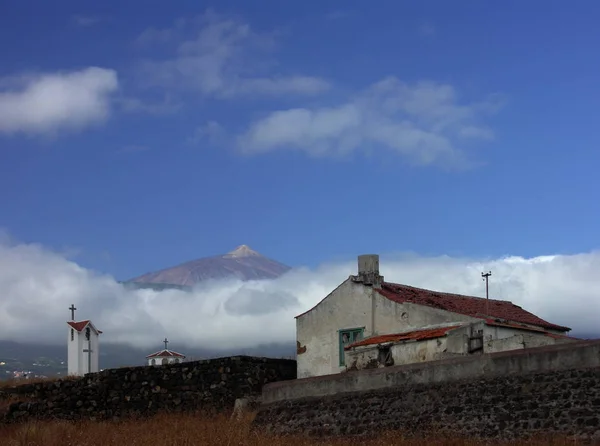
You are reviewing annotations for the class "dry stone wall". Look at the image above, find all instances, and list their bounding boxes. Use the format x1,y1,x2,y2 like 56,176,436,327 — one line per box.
1,356,296,423
255,366,600,441
255,340,600,442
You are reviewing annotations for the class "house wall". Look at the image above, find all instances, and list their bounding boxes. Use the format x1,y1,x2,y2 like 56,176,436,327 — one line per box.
485,332,571,353
297,282,484,378
372,294,480,333
297,277,573,379
345,322,576,371
347,337,452,370
296,279,375,379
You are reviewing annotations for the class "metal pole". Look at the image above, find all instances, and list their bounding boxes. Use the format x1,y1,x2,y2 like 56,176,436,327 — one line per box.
482,271,492,316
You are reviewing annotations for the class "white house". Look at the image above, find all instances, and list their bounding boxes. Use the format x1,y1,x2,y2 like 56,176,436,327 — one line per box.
295,254,576,379
146,339,186,366
67,319,102,376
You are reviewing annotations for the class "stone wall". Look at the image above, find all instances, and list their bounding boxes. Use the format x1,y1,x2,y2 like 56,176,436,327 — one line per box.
1,356,296,423
255,340,600,441
254,366,600,441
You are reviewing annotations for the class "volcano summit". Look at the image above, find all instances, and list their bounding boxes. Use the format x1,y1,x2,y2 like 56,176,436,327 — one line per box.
125,245,291,290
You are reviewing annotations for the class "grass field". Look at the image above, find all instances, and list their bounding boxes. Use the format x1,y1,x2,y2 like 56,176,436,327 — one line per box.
0,411,583,446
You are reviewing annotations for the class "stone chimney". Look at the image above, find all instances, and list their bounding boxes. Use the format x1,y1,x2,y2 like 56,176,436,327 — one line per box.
351,254,383,288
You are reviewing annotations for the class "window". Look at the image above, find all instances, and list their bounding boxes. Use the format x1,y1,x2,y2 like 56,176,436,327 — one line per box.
150,359,156,366
161,358,168,365
339,327,364,366
70,329,74,341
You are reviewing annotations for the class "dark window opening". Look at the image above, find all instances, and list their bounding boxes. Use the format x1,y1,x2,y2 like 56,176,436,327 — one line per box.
339,328,364,366
378,345,394,366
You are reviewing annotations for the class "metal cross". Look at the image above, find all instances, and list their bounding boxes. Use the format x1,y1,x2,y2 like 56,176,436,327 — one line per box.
83,344,93,374
163,338,169,349
69,304,77,320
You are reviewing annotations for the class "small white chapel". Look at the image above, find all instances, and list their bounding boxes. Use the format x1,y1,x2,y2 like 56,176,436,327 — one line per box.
67,304,102,376
146,338,186,366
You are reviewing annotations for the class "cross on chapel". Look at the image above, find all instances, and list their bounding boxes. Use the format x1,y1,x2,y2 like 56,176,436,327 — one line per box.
83,344,93,374
69,304,77,320
163,337,169,349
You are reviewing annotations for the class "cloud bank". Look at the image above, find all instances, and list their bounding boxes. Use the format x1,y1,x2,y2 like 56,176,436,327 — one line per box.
239,77,502,166
1,236,598,352
0,67,118,136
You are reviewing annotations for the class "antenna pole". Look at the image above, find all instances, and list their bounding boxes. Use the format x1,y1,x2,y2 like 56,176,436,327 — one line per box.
481,271,492,316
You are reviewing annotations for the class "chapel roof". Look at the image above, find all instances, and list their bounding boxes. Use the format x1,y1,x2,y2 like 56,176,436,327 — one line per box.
67,320,103,334
145,349,186,359
377,282,570,332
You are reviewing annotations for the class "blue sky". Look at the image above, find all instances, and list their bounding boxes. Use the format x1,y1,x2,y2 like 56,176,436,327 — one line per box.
1,0,599,282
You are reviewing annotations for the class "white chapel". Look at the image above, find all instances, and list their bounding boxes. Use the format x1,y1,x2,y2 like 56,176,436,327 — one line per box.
146,338,186,366
67,304,102,376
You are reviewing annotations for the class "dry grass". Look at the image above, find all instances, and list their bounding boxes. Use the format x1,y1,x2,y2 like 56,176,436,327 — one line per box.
0,411,585,446
0,376,76,389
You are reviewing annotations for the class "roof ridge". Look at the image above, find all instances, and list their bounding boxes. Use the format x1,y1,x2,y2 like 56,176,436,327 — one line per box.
382,281,512,303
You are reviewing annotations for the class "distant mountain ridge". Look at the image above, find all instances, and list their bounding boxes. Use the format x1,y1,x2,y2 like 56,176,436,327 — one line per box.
125,245,291,288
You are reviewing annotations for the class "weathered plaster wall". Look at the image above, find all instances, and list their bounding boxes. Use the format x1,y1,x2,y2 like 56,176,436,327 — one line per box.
296,279,375,378
345,322,574,371
485,332,569,353
347,336,451,370
256,340,600,441
372,295,479,335
297,283,484,379
1,356,296,424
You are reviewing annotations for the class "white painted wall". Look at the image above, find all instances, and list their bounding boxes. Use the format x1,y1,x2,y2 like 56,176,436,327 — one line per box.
67,323,100,377
345,323,574,371
296,279,375,378
147,357,182,366
67,326,80,376
296,276,573,378
297,281,485,379
372,294,480,334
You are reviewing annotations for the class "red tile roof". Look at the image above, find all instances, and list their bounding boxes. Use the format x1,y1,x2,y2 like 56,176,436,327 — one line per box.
346,325,463,350
67,320,102,334
484,319,580,340
377,282,570,332
145,349,186,359
67,320,90,332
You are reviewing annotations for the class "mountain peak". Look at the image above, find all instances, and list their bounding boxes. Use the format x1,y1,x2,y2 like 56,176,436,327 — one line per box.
224,244,261,258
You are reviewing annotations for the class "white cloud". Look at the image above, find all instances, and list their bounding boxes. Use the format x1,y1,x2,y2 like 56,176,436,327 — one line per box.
0,67,118,135
136,10,329,98
72,15,102,28
0,236,598,353
419,23,436,37
238,77,503,166
116,95,181,115
187,120,223,145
